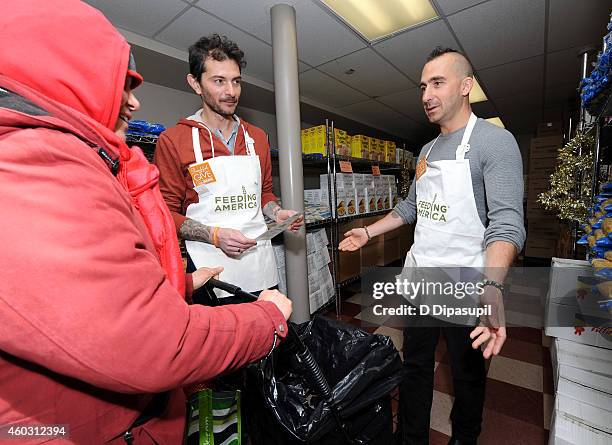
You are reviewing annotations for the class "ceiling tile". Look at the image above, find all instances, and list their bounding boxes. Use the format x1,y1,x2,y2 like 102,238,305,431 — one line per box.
378,88,429,123
292,1,368,66
156,7,275,83
191,0,302,42
194,0,366,66
338,100,402,127
447,0,545,69
471,101,498,118
299,70,369,108
548,0,611,52
434,0,489,16
494,91,542,116
375,19,459,82
546,47,584,89
544,82,580,108
84,0,189,37
317,48,415,97
477,56,544,99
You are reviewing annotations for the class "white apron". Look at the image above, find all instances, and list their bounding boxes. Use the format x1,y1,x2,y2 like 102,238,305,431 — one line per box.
185,121,278,295
400,114,485,324
406,113,486,268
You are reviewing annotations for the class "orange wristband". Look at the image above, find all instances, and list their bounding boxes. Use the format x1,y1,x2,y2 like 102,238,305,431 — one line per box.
212,227,219,247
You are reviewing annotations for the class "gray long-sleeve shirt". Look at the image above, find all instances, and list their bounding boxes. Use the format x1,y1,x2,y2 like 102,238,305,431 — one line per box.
393,118,526,251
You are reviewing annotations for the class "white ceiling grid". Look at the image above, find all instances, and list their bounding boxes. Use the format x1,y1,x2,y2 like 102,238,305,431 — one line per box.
84,0,612,143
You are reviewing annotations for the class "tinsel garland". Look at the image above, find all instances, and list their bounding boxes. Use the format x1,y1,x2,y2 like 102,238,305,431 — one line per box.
399,157,412,198
538,132,595,222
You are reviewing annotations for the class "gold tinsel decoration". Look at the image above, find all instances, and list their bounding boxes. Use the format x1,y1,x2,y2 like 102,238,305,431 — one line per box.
399,156,412,198
538,132,595,222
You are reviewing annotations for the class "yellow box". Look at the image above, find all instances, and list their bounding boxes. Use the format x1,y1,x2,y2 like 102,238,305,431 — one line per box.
351,135,370,158
384,140,396,163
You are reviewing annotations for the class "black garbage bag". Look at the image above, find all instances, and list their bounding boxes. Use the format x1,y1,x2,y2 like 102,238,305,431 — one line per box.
244,315,404,444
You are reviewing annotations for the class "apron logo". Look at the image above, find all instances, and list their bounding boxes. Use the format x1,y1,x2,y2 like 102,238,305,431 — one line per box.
415,157,427,181
214,189,258,212
417,193,448,222
188,161,216,187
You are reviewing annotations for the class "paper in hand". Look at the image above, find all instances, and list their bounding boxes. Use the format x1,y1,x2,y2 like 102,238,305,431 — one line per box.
257,213,303,241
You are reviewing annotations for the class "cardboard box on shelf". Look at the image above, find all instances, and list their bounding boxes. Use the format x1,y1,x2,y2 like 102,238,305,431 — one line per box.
320,173,354,190
536,122,563,137
304,189,322,204
338,249,360,282
361,240,382,268
524,235,557,257
365,187,377,213
379,227,402,264
385,140,396,163
356,187,367,215
353,173,366,188
334,128,350,156
345,188,357,216
351,135,370,159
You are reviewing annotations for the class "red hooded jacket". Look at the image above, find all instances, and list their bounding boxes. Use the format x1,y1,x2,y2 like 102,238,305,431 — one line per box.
0,1,287,443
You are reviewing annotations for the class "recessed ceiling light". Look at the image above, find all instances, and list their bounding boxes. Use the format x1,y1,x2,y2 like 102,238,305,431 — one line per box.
485,117,505,128
344,68,356,75
320,0,438,42
469,78,487,104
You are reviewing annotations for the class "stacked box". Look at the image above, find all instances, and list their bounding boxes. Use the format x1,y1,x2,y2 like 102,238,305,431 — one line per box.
525,133,563,258
304,189,330,224
310,125,327,155
338,220,362,282
365,187,377,213
351,135,370,159
385,140,396,163
334,128,350,156
355,187,367,215
545,258,612,444
370,138,382,162
537,121,563,138
320,173,355,190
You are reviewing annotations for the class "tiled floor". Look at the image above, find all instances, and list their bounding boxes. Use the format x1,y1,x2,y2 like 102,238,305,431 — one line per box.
323,289,555,444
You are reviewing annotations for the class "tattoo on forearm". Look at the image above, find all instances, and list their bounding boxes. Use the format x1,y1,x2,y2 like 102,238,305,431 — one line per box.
263,201,281,220
390,210,401,219
179,218,212,243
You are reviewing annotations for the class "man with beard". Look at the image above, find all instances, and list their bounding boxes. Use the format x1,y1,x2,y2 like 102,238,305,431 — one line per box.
155,34,303,301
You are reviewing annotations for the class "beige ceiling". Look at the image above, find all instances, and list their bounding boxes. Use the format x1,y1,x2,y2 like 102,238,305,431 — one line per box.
84,0,611,145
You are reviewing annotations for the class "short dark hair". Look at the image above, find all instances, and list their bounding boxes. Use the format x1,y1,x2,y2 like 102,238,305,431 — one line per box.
188,34,246,81
426,46,473,77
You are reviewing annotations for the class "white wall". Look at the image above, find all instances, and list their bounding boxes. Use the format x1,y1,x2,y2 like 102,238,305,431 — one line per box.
133,82,200,128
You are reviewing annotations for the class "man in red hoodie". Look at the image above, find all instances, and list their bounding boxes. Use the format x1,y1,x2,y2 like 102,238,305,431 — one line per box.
155,34,304,301
0,1,292,443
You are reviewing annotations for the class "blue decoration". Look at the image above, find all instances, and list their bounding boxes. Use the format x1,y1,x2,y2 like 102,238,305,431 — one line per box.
580,14,612,114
